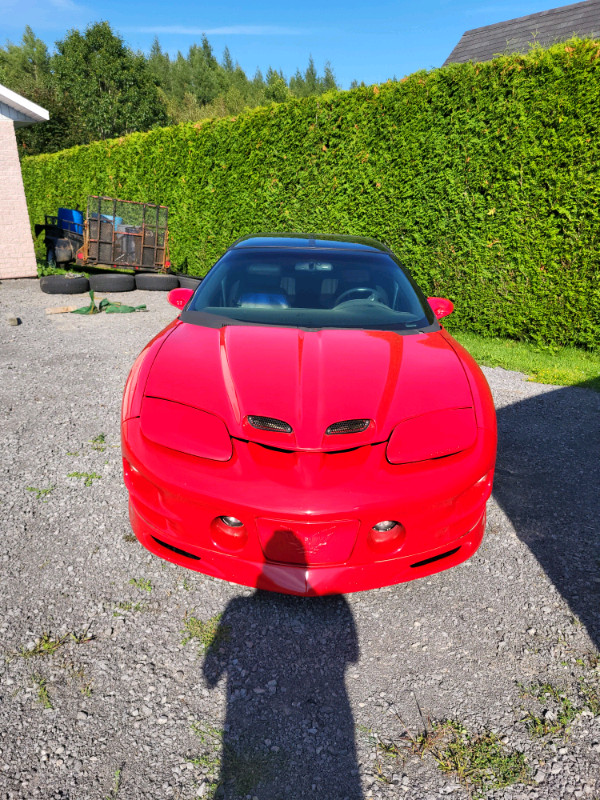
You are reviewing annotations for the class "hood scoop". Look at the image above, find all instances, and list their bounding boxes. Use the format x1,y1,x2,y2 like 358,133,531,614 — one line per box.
326,419,371,435
247,415,293,434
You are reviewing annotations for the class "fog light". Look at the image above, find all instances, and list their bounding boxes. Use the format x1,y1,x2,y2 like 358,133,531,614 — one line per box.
220,516,243,527
367,521,406,555
373,520,398,532
212,516,248,551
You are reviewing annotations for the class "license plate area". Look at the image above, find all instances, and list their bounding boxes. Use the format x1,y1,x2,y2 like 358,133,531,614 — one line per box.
257,518,359,565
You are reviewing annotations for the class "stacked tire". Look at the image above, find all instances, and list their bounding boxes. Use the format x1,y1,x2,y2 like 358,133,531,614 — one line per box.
135,273,179,291
177,275,202,290
39,275,89,294
89,273,135,293
40,271,195,295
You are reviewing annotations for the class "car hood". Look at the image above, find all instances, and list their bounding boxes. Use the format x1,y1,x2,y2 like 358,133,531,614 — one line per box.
143,322,473,451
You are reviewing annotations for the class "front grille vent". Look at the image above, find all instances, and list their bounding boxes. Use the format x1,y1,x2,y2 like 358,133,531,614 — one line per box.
248,415,293,434
326,419,371,435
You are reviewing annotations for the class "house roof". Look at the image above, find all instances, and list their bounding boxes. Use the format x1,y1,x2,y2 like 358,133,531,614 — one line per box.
0,82,49,127
444,0,600,64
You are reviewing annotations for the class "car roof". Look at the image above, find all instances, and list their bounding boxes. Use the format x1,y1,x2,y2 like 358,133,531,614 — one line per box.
229,233,391,254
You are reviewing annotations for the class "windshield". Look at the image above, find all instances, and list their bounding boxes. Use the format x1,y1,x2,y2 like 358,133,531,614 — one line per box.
186,247,436,331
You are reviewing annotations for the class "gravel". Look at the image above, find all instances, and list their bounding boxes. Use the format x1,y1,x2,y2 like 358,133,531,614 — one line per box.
0,278,599,800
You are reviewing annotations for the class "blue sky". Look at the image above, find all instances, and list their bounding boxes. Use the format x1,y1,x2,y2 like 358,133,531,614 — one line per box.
0,0,563,88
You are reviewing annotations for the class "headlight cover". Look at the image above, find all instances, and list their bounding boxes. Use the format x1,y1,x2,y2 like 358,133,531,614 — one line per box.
141,397,232,461
386,407,477,465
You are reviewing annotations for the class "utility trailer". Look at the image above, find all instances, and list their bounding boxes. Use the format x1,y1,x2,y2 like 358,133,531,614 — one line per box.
35,195,170,272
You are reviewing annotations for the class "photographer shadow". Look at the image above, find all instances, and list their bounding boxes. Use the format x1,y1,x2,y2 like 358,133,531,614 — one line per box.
493,381,600,649
203,532,363,800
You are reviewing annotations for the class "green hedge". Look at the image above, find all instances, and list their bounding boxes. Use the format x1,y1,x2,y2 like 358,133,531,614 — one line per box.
23,39,600,350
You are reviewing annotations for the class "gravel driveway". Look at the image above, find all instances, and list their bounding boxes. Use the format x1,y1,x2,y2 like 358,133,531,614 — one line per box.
1,279,599,800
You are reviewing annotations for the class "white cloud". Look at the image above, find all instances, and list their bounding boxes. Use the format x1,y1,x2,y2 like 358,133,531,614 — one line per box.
49,0,86,10
127,24,307,36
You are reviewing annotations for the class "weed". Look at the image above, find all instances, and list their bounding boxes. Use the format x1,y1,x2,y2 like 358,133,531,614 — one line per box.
68,471,102,487
113,601,148,616
189,723,222,798
70,628,93,645
361,717,529,796
227,746,276,795
19,628,92,659
122,533,137,543
20,632,68,659
182,577,190,591
26,486,54,501
33,674,52,708
105,766,122,800
189,722,277,796
62,662,93,696
521,683,578,737
129,577,152,593
66,451,80,456
579,679,600,716
91,433,106,451
431,721,530,797
191,721,223,747
182,613,230,654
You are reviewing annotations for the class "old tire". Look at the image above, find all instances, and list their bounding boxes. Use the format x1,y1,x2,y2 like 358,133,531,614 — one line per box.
177,275,202,290
89,273,135,293
40,275,89,295
135,273,179,291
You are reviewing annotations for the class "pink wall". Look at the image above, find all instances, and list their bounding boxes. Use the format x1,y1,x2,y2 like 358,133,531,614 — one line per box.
0,121,37,279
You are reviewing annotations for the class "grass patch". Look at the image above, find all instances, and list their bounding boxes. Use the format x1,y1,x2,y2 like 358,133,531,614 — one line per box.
37,261,88,279
33,674,52,709
189,721,278,797
360,719,529,795
578,678,600,716
68,471,102,487
90,433,106,452
181,612,230,654
449,330,600,392
521,683,579,738
19,628,92,659
20,632,68,659
26,486,54,501
129,577,152,593
189,722,222,798
431,721,530,797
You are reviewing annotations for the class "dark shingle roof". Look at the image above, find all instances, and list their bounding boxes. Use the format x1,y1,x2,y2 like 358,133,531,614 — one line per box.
444,0,600,64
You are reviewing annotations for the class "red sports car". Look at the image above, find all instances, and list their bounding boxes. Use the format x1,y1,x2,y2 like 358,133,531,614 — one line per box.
122,234,496,596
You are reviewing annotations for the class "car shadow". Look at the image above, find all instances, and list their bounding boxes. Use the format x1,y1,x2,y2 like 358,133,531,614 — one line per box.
203,532,363,800
493,381,600,649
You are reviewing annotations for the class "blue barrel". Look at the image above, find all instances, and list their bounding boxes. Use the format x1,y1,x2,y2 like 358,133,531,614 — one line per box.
100,214,123,227
58,208,84,234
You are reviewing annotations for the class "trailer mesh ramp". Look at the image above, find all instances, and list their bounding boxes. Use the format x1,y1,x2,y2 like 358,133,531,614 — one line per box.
86,196,168,269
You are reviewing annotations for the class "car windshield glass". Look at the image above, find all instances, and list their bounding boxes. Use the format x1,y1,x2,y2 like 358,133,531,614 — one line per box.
187,248,435,331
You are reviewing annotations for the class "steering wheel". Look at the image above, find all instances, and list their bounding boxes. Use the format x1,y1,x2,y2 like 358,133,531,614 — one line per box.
334,287,387,307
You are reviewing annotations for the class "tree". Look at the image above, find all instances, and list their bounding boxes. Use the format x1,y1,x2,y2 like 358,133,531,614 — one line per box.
1,23,345,154
52,22,167,142
187,37,220,105
264,67,289,103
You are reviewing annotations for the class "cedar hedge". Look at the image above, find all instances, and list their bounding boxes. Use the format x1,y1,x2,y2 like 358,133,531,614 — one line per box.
22,39,600,350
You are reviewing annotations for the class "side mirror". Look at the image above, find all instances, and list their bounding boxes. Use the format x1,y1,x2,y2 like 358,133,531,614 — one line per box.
427,296,454,320
168,287,193,310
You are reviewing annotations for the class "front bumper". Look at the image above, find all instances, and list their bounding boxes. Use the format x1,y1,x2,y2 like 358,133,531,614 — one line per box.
122,418,496,595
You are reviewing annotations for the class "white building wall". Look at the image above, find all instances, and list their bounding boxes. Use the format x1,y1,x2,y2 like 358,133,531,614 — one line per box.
0,120,37,279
